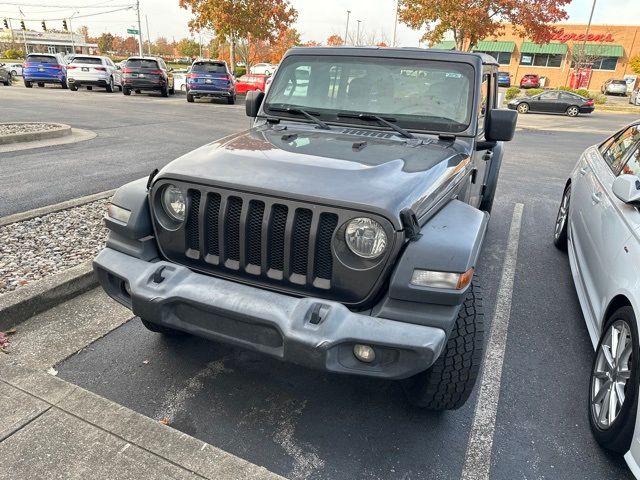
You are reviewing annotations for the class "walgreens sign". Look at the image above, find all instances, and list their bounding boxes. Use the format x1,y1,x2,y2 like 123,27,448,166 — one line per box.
551,29,615,43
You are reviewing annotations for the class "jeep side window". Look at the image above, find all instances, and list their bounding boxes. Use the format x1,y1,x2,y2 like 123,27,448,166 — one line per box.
477,73,489,135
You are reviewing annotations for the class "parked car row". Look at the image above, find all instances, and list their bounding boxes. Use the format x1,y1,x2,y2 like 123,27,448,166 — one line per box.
12,52,271,104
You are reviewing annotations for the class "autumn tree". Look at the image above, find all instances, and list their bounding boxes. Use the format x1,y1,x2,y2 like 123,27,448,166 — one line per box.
326,34,343,46
97,33,114,54
269,28,301,63
179,0,297,72
398,0,571,51
177,38,200,58
154,37,175,57
304,40,322,47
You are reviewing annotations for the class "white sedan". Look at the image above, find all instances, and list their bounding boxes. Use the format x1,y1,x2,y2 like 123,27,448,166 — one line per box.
4,63,23,76
249,63,276,75
554,121,640,477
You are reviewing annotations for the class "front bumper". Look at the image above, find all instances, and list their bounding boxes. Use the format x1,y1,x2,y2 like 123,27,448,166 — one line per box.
94,247,446,379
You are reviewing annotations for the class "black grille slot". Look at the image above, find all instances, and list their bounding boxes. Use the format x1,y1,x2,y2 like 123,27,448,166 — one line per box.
225,196,242,261
205,193,221,256
246,200,265,266
268,204,288,271
291,209,312,275
314,213,338,280
185,190,201,251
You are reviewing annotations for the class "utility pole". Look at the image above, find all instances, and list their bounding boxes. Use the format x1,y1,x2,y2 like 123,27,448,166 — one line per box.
580,0,597,60
356,20,361,46
68,12,78,54
343,10,350,45
392,0,399,47
136,0,143,56
199,31,202,58
145,14,151,55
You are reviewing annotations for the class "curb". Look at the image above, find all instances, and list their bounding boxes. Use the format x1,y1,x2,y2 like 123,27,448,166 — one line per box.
0,123,71,145
0,189,115,227
0,262,97,331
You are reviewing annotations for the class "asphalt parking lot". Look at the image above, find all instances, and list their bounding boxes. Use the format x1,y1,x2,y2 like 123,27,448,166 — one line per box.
3,84,640,479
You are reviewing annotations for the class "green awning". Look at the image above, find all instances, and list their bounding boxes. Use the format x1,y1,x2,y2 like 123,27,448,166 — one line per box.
430,40,456,50
572,43,624,58
520,42,568,55
472,41,515,53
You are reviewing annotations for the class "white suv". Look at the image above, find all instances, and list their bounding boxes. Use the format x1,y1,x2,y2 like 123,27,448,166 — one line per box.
67,55,122,92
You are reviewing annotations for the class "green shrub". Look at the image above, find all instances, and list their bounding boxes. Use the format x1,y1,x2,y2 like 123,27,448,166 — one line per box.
589,93,607,105
234,66,247,77
3,49,23,59
575,88,590,98
505,87,521,100
524,88,544,97
556,85,573,91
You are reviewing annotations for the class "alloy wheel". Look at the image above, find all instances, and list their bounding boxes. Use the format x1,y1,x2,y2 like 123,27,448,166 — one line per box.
591,319,632,429
567,106,579,117
517,103,529,114
554,188,570,240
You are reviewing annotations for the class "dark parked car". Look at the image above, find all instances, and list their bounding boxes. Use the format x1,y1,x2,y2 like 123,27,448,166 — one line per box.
121,56,174,97
508,90,594,117
22,53,67,89
497,71,511,87
0,63,11,86
520,73,540,89
186,60,236,104
94,47,517,410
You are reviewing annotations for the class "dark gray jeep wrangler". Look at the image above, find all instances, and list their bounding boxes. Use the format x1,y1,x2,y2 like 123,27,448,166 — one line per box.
94,47,517,410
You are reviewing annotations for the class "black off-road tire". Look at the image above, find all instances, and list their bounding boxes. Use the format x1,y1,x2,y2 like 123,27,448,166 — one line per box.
402,278,484,410
140,318,186,336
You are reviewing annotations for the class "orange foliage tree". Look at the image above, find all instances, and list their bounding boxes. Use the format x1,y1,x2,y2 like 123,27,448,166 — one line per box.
398,0,571,51
326,34,343,46
270,28,301,63
179,0,297,72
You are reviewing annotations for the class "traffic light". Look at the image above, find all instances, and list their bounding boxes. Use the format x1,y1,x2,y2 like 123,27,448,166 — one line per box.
2,19,8,29
41,21,46,31
20,20,25,30
62,20,68,31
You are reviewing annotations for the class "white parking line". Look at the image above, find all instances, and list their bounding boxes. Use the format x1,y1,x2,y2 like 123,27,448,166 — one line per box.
461,202,524,480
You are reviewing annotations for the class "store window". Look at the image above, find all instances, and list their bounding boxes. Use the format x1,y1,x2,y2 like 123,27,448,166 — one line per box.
570,57,618,71
520,53,564,67
475,50,511,65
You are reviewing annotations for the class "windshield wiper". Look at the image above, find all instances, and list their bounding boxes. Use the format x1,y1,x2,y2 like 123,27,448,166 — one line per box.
336,112,416,139
268,106,331,130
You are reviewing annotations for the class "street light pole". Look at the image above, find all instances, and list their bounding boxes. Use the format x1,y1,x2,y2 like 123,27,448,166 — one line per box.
136,0,143,56
343,10,350,45
145,15,151,55
68,12,78,54
392,0,399,47
580,0,597,60
356,20,361,46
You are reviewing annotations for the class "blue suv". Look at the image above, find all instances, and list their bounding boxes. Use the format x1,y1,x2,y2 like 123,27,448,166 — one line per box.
23,53,68,89
497,71,511,87
186,60,236,104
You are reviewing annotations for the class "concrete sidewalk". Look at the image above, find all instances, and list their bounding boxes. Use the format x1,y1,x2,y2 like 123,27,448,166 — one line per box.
0,288,283,480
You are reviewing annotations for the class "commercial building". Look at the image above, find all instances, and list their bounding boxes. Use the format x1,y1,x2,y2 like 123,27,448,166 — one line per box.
0,29,97,55
433,24,640,90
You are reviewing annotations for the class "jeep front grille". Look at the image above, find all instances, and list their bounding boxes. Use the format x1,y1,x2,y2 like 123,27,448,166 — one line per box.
182,188,338,286
151,180,396,305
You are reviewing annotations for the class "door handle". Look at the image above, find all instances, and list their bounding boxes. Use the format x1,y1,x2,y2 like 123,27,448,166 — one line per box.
580,166,589,175
591,192,602,203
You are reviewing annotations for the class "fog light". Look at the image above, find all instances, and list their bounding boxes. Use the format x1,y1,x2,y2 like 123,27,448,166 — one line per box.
353,344,376,363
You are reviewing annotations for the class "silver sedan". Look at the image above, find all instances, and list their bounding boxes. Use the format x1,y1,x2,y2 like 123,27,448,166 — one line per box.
554,121,640,478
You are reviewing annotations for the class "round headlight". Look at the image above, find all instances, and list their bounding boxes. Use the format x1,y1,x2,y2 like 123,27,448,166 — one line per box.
161,184,185,221
345,217,387,259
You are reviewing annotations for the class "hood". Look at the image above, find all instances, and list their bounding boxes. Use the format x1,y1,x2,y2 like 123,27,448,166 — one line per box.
156,124,471,229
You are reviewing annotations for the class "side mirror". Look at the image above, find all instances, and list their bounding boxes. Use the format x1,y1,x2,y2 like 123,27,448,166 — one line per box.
246,90,265,117
612,174,640,206
485,109,517,142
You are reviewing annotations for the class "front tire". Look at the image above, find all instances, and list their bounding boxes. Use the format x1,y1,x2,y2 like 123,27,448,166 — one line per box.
402,278,484,410
140,318,186,336
589,307,639,453
553,184,570,250
566,105,580,117
517,103,529,114
106,77,114,93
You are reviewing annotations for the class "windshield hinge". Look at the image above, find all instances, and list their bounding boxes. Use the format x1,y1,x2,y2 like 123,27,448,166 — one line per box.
400,208,422,241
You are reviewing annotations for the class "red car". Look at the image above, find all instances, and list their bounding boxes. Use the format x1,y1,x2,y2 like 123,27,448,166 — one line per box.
520,74,541,89
235,74,267,94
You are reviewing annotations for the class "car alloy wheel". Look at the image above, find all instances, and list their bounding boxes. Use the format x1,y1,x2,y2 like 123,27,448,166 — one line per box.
517,103,529,114
553,185,570,249
567,106,579,117
591,319,632,429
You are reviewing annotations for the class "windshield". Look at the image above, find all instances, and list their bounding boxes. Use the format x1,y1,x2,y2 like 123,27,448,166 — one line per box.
27,55,58,64
264,55,475,133
612,80,626,85
191,62,226,73
72,57,102,65
126,59,158,69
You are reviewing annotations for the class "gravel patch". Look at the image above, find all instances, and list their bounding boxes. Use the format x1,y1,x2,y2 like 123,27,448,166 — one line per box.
0,199,108,295
0,123,62,136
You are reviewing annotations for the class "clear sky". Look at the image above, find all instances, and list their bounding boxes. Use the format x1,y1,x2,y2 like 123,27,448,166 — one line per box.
1,0,637,45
